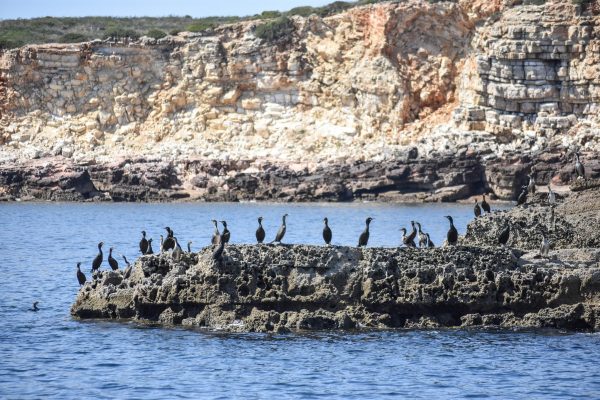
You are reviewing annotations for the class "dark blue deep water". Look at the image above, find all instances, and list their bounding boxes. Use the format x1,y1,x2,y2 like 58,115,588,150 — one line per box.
1,202,599,399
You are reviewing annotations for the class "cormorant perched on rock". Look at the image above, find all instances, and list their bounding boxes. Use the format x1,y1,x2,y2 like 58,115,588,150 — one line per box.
122,255,130,267
474,200,482,218
547,185,556,205
220,221,230,243
323,218,332,245
517,185,528,206
481,195,491,213
272,214,288,244
498,225,510,246
212,234,225,261
575,152,585,179
425,233,435,248
527,173,536,194
108,247,119,271
416,222,427,248
406,221,417,247
444,216,458,245
146,238,154,254
76,262,86,286
256,217,265,243
172,237,183,260
400,228,416,248
187,241,193,253
163,227,175,251
358,217,373,247
91,242,104,273
211,220,220,245
122,255,133,279
139,231,148,255
29,302,39,312
540,233,550,257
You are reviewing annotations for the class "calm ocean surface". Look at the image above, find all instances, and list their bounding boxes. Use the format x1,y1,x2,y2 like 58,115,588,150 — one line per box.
1,202,599,399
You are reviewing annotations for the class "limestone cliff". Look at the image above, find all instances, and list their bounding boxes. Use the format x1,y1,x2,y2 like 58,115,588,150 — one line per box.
1,0,599,201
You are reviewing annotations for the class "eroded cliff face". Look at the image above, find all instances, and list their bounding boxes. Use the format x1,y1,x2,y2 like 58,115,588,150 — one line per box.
1,0,599,201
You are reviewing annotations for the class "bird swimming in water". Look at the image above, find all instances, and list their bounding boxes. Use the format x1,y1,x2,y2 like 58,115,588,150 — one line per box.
527,172,536,194
108,247,119,271
574,152,585,180
76,262,86,286
272,214,288,244
91,241,104,273
425,233,435,248
146,238,154,255
474,200,481,218
256,217,265,244
358,217,373,247
29,302,39,312
162,227,175,251
415,222,427,248
481,195,491,214
187,241,193,253
323,217,332,245
220,221,230,244
139,231,149,255
517,185,528,206
540,233,550,257
498,224,510,246
211,220,220,245
444,216,458,245
547,184,556,205
400,228,416,248
172,237,183,260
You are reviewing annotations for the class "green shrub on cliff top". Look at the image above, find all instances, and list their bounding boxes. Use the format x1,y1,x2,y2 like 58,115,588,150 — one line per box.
146,29,167,39
254,16,295,42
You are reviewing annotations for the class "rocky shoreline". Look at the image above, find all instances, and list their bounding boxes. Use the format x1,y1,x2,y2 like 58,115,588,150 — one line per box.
71,185,600,332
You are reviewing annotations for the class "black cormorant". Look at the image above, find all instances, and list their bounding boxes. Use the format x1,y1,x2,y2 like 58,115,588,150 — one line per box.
575,152,585,179
212,235,225,261
444,216,458,245
146,238,154,255
323,217,332,245
187,241,193,253
272,214,288,244
108,247,119,271
416,222,427,248
91,241,104,273
29,302,39,312
406,221,417,247
256,217,265,243
425,233,435,248
211,220,220,245
358,217,373,247
76,262,86,286
400,228,416,248
139,231,148,254
172,237,183,260
474,200,481,218
498,225,510,246
163,227,175,251
517,186,528,206
122,255,132,279
220,221,230,244
481,195,491,213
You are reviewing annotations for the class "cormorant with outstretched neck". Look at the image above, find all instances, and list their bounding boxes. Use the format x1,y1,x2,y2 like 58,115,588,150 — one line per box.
256,217,265,243
187,241,193,253
139,231,149,254
400,228,416,248
122,255,130,267
444,216,458,245
547,185,556,205
323,218,332,245
172,237,183,260
481,195,491,213
575,152,585,179
498,224,510,246
76,262,86,286
122,255,133,279
91,242,104,273
220,221,230,244
29,302,39,312
517,185,528,206
212,234,225,261
272,214,288,244
540,233,550,257
108,247,119,271
425,233,435,248
474,200,481,218
406,221,417,247
163,227,175,251
358,217,373,247
211,220,220,245
146,238,154,255
416,222,427,248
527,172,536,194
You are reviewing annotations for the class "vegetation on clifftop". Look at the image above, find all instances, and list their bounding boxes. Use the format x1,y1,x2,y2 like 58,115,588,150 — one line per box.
0,0,388,49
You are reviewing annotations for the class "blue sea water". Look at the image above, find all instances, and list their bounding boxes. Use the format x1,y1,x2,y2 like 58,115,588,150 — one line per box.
0,202,599,399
